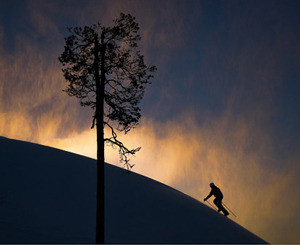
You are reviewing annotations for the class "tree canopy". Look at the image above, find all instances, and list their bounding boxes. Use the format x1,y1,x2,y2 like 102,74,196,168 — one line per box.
59,13,156,167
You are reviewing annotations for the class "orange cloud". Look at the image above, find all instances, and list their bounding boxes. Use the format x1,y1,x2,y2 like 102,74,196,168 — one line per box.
1,2,299,243
0,36,91,143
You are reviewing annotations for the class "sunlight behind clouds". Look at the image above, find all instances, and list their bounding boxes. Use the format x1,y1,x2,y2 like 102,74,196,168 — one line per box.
0,1,299,243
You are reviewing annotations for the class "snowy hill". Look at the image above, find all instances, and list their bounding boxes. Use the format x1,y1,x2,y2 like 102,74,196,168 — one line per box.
0,137,267,243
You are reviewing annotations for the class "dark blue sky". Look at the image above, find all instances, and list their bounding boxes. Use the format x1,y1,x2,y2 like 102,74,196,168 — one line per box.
0,0,299,243
136,1,299,163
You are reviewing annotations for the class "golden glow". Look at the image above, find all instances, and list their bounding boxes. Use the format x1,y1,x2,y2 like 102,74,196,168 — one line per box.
0,9,298,244
0,53,297,243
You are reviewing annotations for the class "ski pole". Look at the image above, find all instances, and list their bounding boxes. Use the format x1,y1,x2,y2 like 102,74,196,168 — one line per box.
222,202,237,217
206,200,218,211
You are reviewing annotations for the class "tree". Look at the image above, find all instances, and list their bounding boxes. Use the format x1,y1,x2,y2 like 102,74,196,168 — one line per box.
58,13,156,244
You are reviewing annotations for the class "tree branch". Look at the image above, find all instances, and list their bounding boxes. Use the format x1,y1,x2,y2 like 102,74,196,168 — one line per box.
104,121,140,169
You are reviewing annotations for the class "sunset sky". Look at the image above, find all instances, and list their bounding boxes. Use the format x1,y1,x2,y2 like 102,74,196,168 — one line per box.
0,0,299,243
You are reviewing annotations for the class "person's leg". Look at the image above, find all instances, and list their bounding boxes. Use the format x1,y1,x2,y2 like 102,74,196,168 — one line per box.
214,198,222,212
219,198,229,216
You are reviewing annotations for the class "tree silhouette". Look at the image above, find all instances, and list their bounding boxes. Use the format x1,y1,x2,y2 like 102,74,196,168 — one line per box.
59,13,156,244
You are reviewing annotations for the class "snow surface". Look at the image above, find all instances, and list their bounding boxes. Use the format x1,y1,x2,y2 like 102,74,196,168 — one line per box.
0,136,267,243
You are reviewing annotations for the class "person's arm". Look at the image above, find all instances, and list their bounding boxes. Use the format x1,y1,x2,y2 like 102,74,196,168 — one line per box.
204,190,213,201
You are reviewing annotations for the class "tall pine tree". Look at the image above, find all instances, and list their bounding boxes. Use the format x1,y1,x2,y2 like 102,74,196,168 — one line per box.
59,13,156,244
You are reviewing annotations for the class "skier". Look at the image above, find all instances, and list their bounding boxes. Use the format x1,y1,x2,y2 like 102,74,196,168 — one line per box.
204,183,229,216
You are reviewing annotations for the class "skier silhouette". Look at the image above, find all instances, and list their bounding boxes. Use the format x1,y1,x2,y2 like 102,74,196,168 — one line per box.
204,183,229,216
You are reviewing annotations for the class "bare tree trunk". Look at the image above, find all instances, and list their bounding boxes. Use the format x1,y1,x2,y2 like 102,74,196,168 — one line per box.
95,34,105,244
96,109,105,244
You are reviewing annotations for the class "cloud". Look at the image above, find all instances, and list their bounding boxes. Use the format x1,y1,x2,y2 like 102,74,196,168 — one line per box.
0,32,91,143
1,1,299,243
76,0,188,64
28,0,60,39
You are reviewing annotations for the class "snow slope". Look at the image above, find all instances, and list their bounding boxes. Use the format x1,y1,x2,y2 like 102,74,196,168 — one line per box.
0,137,267,243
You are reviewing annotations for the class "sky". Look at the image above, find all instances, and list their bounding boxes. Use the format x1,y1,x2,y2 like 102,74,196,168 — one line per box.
0,0,299,243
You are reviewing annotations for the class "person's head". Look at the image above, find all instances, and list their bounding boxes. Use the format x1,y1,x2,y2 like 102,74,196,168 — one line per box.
210,183,215,188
